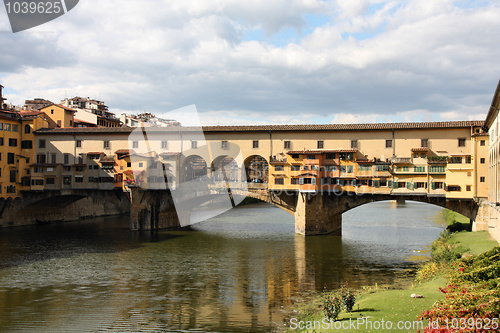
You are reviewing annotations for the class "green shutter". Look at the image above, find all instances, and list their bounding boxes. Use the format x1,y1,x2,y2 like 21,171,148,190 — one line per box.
374,180,379,187
431,182,436,190
388,180,393,187
406,182,411,189
393,182,398,189
352,179,357,186
414,182,418,189
425,182,428,188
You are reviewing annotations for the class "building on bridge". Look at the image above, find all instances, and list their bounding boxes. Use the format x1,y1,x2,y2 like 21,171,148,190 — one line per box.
23,121,488,201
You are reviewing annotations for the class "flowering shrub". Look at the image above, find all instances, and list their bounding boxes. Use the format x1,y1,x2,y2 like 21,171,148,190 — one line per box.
323,295,342,321
340,282,356,312
419,247,500,332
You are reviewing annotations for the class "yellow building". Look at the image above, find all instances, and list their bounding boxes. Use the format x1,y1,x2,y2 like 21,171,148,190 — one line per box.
39,104,76,128
30,121,488,202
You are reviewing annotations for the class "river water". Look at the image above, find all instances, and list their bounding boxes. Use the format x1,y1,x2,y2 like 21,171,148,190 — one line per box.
0,201,446,332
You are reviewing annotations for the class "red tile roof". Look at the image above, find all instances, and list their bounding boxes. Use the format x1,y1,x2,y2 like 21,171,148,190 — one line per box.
34,120,485,135
287,149,357,154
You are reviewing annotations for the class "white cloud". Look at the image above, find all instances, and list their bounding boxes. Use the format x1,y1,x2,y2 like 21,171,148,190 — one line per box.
0,0,498,126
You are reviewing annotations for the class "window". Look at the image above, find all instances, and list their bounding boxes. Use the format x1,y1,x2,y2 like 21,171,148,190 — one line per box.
317,141,324,149
291,165,300,171
466,156,472,163
24,125,31,134
481,158,485,164
434,182,444,189
252,140,258,148
414,166,426,172
10,169,16,183
75,166,84,172
57,120,61,127
4,124,10,131
458,138,466,147
139,162,143,168
9,138,17,147
51,154,56,164
0,138,3,146
326,153,335,159
291,154,299,159
358,165,371,172
221,141,228,149
421,139,428,148
397,182,406,188
63,176,71,185
76,140,82,148
291,178,300,184
284,141,291,149
450,156,462,164
103,141,110,149
386,140,392,148
375,164,389,171
480,140,486,146
21,140,32,149
8,153,15,164
11,124,18,132
351,140,357,149
274,178,284,185
274,165,284,171
46,178,55,185
347,165,354,173
75,176,84,183
429,166,445,173
64,154,69,165
466,185,471,191
415,182,426,189
480,177,485,182
190,140,197,149
6,186,16,193
127,162,131,167
447,185,461,192
132,141,139,148
51,109,54,114
307,155,316,160
161,141,168,149
326,165,337,171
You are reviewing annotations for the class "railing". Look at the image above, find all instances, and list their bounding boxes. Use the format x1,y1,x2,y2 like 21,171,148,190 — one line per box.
392,157,412,164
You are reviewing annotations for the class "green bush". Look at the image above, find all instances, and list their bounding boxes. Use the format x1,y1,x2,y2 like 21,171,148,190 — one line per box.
323,295,342,321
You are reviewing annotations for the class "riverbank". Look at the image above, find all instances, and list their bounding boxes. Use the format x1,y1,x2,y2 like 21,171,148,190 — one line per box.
279,210,499,332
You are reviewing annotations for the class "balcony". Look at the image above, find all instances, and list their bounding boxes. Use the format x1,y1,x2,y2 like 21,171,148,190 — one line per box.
392,157,412,164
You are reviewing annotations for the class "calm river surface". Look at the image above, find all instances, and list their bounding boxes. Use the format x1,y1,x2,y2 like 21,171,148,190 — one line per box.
0,201,446,332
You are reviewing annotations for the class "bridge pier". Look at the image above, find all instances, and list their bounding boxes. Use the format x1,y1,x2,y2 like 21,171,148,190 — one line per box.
295,193,342,236
129,187,184,231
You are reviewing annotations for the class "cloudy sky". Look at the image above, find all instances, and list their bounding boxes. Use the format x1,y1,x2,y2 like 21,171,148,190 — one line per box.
0,0,499,126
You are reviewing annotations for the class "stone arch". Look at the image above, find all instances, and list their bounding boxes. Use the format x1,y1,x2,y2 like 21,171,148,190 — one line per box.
181,154,208,182
243,155,269,184
211,155,239,182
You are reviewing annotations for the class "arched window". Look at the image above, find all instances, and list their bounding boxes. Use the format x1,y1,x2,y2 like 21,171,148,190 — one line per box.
24,124,31,134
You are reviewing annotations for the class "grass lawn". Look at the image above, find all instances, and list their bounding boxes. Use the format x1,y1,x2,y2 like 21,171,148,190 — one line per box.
282,217,499,333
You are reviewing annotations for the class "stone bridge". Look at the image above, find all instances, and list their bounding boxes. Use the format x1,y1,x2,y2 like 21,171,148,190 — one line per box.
129,185,479,235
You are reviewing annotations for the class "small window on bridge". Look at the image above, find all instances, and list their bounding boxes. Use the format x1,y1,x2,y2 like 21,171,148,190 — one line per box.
421,139,428,148
284,141,291,149
274,165,284,171
326,153,335,159
481,158,485,164
221,141,228,149
317,141,324,149
274,178,284,185
481,140,486,146
291,154,299,159
450,156,462,164
252,140,258,149
480,177,485,182
386,140,392,148
458,138,466,147
466,185,471,191
291,165,300,171
307,155,315,160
